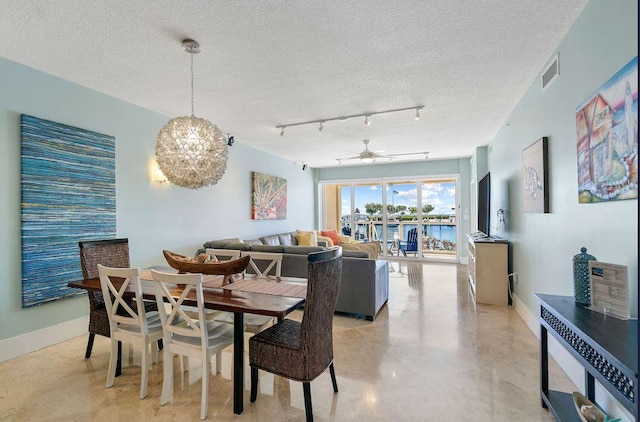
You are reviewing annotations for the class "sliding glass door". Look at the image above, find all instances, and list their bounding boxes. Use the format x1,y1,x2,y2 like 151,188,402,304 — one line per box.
321,177,459,261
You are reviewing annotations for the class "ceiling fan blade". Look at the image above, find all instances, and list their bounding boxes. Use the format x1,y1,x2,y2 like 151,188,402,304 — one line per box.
336,155,361,161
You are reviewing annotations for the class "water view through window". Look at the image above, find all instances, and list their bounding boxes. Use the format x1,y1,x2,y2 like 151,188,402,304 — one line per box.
323,178,458,259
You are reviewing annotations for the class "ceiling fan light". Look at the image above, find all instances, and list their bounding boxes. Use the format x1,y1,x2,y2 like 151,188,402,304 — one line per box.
361,157,375,164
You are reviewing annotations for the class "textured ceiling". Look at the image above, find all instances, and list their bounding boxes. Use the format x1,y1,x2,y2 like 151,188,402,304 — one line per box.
0,1,587,168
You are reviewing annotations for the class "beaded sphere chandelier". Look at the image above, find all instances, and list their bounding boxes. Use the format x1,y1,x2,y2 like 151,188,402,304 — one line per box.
155,39,228,189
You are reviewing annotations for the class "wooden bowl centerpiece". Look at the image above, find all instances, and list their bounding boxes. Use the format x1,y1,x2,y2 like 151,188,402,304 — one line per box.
163,250,250,285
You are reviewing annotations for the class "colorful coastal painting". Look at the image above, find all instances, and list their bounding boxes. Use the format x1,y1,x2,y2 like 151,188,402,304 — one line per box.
21,115,116,307
251,172,287,220
576,56,638,203
522,137,549,213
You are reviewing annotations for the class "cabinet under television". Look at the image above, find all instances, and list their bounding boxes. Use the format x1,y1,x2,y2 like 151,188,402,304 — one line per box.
467,233,508,306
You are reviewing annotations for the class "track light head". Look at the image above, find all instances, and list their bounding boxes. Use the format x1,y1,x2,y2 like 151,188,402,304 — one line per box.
364,115,371,126
415,108,421,120
227,135,235,146
302,163,307,171
318,121,324,132
280,127,285,137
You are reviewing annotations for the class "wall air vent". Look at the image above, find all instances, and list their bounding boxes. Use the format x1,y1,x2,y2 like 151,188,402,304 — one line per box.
541,54,559,90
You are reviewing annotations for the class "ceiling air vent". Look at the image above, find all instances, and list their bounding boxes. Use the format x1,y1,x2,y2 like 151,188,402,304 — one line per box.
541,54,559,90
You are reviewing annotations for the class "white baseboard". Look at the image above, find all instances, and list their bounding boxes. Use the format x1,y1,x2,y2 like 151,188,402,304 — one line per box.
0,316,88,363
513,293,633,421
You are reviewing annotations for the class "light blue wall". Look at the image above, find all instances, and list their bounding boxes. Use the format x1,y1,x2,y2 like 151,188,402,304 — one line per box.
487,0,638,318
316,157,472,257
0,57,315,341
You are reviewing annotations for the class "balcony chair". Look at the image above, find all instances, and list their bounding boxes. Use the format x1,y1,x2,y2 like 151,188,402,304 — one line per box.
150,270,234,420
79,238,160,361
397,228,419,257
249,248,342,422
97,265,164,399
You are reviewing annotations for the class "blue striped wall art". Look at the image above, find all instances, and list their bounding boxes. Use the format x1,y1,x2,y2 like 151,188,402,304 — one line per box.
21,115,116,307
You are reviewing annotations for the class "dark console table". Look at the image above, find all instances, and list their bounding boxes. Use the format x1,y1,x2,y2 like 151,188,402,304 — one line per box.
537,294,637,421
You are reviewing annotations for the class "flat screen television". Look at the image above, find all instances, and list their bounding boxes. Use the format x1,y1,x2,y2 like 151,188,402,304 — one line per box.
477,172,490,236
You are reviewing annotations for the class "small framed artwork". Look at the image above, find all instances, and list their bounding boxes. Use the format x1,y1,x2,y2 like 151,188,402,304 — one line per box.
251,172,287,220
522,136,549,213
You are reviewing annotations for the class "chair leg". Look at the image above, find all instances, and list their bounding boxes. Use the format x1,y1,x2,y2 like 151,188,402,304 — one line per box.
160,351,173,406
140,340,149,399
85,333,96,358
214,352,222,374
250,367,258,402
200,353,209,420
157,338,163,350
329,363,338,393
106,339,118,388
303,382,313,422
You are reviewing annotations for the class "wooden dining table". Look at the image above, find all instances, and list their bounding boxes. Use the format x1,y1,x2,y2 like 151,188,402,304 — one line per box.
68,268,306,415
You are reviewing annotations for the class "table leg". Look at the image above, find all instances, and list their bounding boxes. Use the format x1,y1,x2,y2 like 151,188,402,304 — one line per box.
586,371,595,401
540,324,548,408
233,312,244,414
116,341,122,377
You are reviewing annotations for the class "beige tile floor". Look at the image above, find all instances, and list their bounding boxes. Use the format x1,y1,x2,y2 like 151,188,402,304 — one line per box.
0,262,574,421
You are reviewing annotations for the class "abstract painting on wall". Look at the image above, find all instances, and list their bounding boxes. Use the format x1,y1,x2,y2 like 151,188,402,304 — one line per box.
522,137,549,213
251,172,287,220
21,115,116,307
576,56,638,203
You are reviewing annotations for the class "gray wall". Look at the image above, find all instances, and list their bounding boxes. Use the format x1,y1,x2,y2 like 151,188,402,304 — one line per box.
487,0,638,319
316,157,472,258
0,57,315,341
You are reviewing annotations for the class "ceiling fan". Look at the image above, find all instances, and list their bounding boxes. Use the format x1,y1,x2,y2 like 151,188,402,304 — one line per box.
336,140,429,165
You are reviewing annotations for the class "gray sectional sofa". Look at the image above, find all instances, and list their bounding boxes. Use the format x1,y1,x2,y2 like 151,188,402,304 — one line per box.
199,231,389,320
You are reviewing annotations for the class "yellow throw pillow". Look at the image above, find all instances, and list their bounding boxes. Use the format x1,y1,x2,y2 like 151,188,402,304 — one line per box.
296,231,315,246
296,229,318,246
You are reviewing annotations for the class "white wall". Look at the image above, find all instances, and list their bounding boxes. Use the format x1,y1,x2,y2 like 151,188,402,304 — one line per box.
0,57,315,352
486,0,637,419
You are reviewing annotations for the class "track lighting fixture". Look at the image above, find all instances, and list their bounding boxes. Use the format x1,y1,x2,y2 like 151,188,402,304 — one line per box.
302,163,307,171
227,135,235,146
275,105,424,136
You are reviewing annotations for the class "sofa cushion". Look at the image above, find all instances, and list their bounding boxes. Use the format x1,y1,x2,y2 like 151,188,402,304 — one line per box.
295,229,318,246
250,245,285,253
278,232,295,246
259,234,282,246
244,238,263,245
297,231,317,246
203,239,250,250
316,235,334,247
342,249,370,258
340,241,380,260
283,246,325,255
321,230,341,246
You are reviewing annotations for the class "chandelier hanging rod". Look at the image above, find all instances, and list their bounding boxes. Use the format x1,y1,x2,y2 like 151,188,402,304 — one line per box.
275,105,425,130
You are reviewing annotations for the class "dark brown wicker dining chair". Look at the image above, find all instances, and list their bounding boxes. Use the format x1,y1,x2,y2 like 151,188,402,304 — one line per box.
79,238,159,359
249,248,342,422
